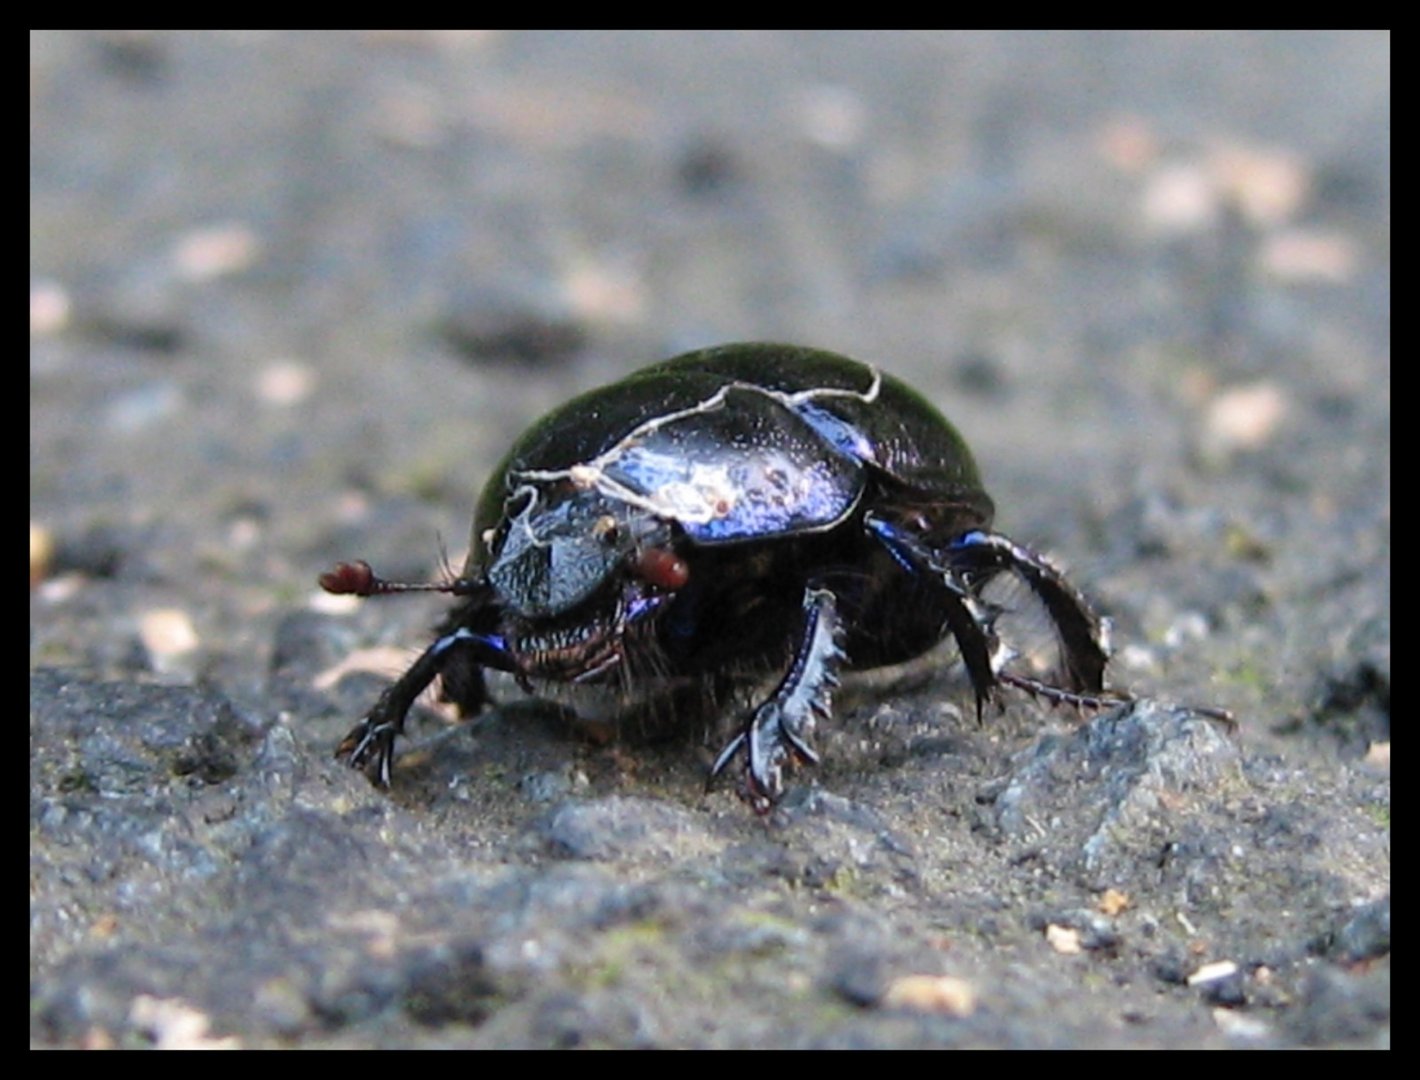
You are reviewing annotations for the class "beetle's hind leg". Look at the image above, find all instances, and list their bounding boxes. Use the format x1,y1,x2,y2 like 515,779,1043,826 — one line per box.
945,530,1109,694
708,586,843,811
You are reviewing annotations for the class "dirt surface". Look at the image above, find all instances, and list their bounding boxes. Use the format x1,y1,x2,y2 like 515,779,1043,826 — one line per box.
31,31,1389,1048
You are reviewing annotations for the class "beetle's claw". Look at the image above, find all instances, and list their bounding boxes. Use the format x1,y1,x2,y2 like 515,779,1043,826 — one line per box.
708,714,790,810
746,701,793,807
709,696,824,811
336,716,398,788
707,730,747,788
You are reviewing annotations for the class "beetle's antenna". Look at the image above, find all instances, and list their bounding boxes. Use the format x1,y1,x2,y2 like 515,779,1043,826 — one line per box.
318,559,477,599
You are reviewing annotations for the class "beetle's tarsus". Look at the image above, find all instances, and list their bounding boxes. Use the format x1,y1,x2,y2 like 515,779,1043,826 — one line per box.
336,715,399,788
333,625,504,787
1185,703,1237,728
336,675,419,787
996,672,1237,733
996,670,1129,712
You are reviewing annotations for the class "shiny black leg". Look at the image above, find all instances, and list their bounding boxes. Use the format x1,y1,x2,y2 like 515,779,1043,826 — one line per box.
709,586,843,810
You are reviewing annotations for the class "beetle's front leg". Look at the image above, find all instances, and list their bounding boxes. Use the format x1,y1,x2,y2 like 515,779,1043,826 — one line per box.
337,627,509,788
709,586,843,811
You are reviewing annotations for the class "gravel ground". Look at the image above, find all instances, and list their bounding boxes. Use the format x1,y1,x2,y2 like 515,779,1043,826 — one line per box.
31,31,1389,1048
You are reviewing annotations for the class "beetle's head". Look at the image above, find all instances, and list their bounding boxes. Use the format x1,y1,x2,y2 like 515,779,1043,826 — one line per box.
480,482,689,681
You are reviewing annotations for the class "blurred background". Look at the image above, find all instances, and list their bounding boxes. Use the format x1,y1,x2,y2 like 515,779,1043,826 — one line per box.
31,32,1389,1048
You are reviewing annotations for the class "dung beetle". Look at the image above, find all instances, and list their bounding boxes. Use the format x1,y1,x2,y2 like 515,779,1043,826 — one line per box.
322,342,1171,809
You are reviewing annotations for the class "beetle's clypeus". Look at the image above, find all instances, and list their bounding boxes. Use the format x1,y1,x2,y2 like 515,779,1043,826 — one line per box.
322,343,1143,810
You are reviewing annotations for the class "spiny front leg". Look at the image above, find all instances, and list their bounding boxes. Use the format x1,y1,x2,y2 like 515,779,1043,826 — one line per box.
337,626,506,787
709,586,844,811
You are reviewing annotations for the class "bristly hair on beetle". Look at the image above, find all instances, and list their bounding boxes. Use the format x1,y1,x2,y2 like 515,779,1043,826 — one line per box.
320,343,1231,811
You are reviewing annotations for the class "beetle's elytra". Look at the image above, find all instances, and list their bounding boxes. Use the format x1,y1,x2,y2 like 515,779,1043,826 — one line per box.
322,342,1140,810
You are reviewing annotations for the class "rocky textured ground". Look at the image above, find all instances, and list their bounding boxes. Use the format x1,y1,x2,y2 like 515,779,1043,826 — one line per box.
31,31,1388,1048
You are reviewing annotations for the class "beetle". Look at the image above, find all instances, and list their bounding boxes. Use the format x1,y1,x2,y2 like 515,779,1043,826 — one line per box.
322,342,1141,810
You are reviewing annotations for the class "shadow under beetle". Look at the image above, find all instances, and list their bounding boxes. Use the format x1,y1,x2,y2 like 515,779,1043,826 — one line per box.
322,343,1211,810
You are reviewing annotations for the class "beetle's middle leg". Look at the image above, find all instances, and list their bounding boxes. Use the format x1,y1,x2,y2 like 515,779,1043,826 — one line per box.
708,585,843,811
864,512,1002,718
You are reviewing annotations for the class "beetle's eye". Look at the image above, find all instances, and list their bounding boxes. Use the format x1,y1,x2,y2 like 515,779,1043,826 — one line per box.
592,515,621,546
636,547,690,591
